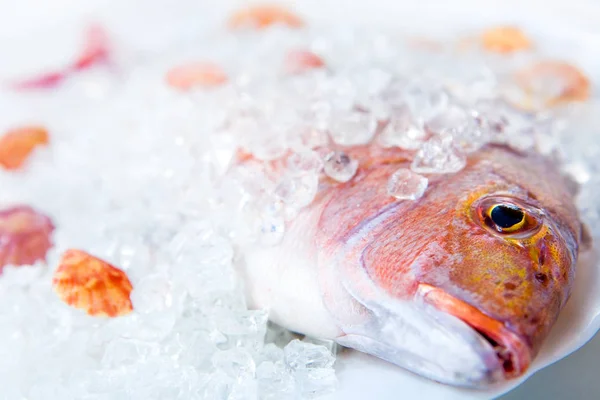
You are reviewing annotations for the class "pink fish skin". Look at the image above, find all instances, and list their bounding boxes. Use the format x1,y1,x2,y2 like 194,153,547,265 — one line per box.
240,143,583,387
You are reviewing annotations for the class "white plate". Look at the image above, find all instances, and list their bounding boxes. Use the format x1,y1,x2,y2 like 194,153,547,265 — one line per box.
1,0,599,398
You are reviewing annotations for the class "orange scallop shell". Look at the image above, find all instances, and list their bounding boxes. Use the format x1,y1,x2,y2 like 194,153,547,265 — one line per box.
0,126,49,170
228,4,304,30
284,49,325,74
165,62,228,90
0,205,55,271
515,60,590,106
481,26,532,54
52,249,133,317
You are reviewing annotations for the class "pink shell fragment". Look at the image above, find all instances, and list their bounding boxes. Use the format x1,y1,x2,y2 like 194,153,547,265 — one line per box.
284,49,325,74
10,24,110,90
0,206,55,272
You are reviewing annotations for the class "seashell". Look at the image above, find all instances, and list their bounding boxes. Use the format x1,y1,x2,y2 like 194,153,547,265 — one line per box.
52,249,133,317
166,62,228,90
228,4,304,30
284,49,326,75
515,60,590,106
0,126,49,170
0,205,55,271
481,26,532,53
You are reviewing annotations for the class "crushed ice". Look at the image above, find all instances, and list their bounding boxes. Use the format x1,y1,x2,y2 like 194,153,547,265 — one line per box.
0,14,599,400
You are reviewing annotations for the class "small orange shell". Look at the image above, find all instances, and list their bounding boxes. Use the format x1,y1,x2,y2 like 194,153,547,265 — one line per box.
228,4,304,30
0,126,49,170
166,62,228,90
284,49,325,74
52,249,133,317
481,26,532,54
515,60,590,106
0,206,55,271
406,37,444,52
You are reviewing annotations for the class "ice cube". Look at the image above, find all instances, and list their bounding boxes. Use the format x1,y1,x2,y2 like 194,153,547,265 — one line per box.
161,330,216,369
328,110,378,146
228,379,259,400
258,205,286,246
284,340,337,398
259,343,285,364
274,173,319,210
265,322,298,347
212,348,256,381
216,309,269,353
287,150,324,175
387,168,429,200
411,135,466,174
102,338,158,368
201,371,233,400
257,361,296,400
302,337,341,356
379,109,427,150
404,80,449,123
130,273,174,314
427,105,489,154
283,339,336,370
323,151,359,182
294,367,338,398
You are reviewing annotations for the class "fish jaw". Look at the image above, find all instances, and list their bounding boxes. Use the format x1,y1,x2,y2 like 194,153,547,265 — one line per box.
417,283,531,379
334,294,505,387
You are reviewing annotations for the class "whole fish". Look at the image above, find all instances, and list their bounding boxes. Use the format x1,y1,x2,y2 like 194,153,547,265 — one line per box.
239,143,585,387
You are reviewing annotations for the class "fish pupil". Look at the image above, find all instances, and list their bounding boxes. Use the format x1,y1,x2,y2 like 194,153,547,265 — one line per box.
490,204,524,229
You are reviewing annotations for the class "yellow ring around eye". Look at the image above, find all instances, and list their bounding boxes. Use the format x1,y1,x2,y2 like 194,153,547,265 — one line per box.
487,204,526,232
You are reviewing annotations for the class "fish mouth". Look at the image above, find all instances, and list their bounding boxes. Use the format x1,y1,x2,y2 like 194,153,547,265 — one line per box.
418,283,532,380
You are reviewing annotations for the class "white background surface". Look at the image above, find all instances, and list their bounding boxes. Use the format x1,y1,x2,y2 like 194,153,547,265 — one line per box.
1,1,599,399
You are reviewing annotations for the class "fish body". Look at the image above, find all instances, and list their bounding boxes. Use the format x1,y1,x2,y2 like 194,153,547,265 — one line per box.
239,143,583,387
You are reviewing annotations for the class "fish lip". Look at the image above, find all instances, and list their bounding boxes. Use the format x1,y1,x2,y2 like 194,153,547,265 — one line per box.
417,283,532,380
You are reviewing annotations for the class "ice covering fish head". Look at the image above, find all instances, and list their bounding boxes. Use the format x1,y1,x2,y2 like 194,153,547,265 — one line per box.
317,145,582,387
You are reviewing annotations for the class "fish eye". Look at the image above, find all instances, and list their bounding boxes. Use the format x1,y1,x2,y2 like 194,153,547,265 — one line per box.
473,196,542,238
488,204,525,232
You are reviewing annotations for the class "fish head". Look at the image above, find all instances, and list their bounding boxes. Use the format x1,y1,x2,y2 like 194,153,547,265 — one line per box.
414,147,582,380
328,146,583,386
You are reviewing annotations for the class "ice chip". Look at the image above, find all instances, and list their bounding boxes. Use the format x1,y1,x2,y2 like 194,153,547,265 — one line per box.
283,339,336,370
388,168,429,200
228,378,259,400
411,135,467,174
259,212,286,246
275,173,319,210
323,151,359,182
161,330,216,368
287,150,324,175
259,343,285,364
404,80,449,123
257,361,296,400
102,338,157,368
130,273,174,314
302,337,341,356
212,348,256,381
294,367,338,398
379,109,427,149
216,309,269,353
201,371,233,400
329,110,378,146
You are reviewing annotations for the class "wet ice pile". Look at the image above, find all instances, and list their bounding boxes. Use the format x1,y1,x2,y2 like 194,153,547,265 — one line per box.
0,19,599,400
